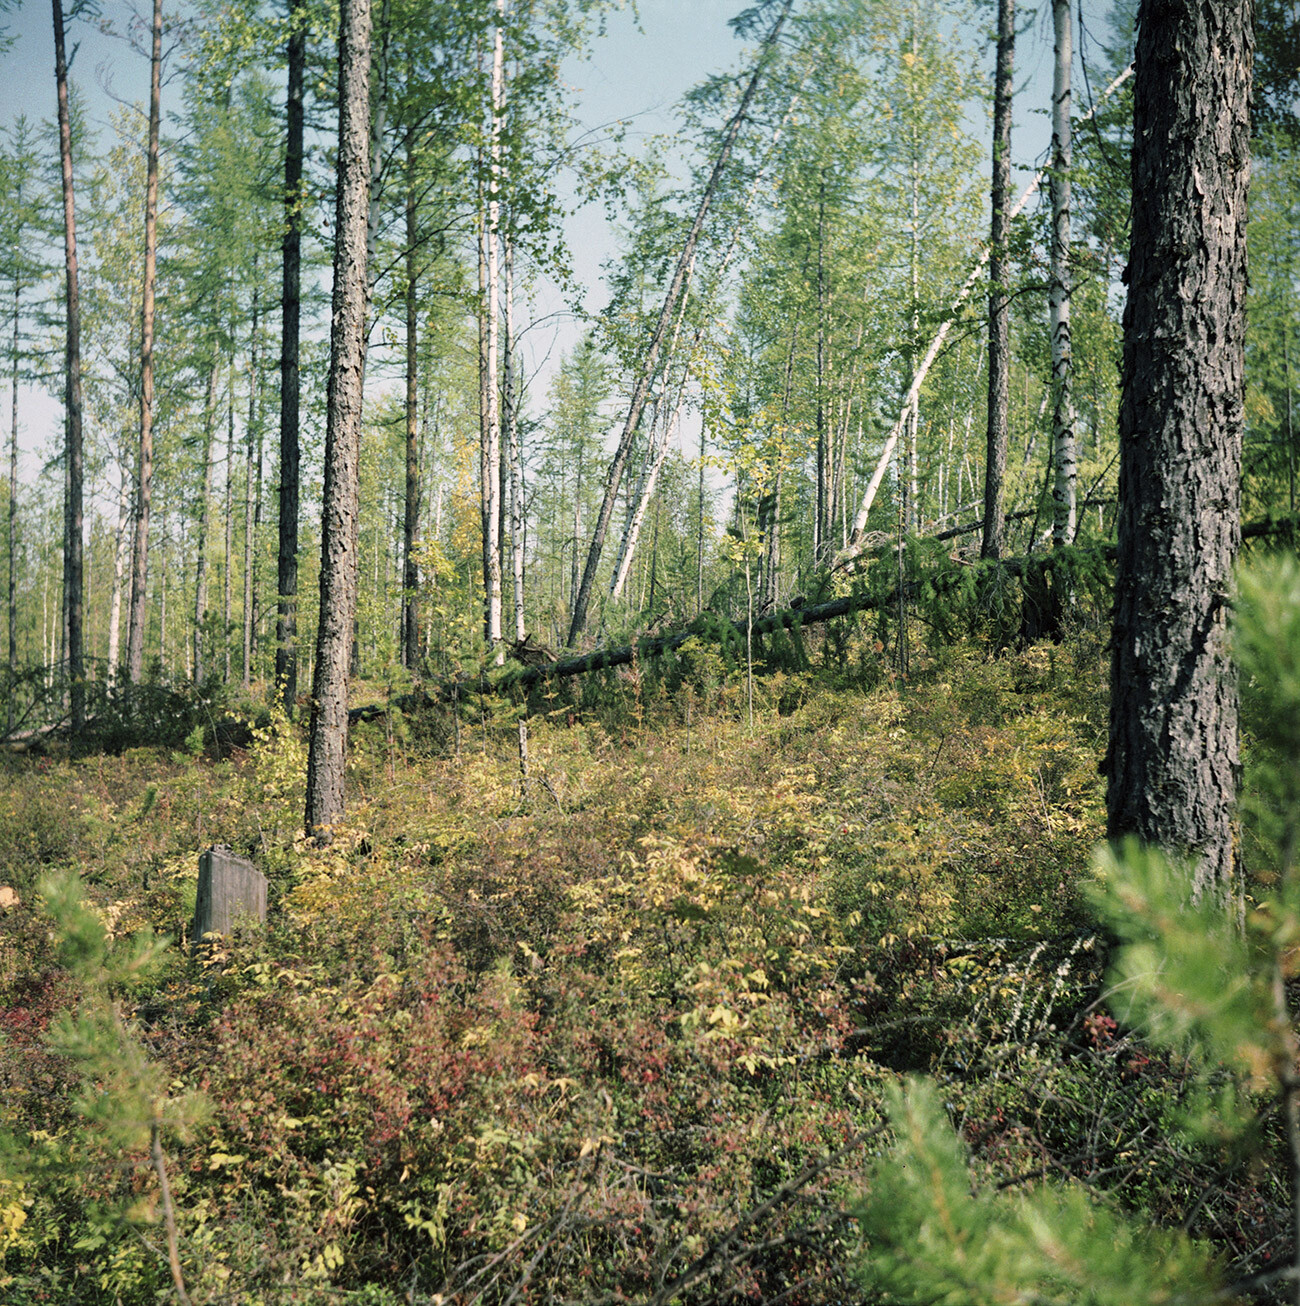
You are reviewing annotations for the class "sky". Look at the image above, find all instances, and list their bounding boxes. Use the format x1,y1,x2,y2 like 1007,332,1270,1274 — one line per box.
0,0,1125,492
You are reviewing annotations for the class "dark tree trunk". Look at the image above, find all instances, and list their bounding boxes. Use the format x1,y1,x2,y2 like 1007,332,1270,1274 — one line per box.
402,134,421,672
8,218,21,726
304,0,371,841
1107,0,1253,906
52,0,85,730
243,275,260,689
276,0,306,712
815,173,828,564
981,0,1014,561
223,368,233,683
126,0,162,688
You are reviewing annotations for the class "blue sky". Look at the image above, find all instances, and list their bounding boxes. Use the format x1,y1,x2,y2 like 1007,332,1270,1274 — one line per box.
0,1,1124,482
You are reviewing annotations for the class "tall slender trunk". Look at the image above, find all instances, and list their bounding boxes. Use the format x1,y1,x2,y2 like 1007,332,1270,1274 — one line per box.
1283,316,1296,514
1050,0,1077,547
815,173,828,563
193,361,217,684
223,365,234,682
402,133,421,671
276,0,306,711
608,272,695,605
7,245,19,725
157,508,168,674
609,379,682,604
570,436,582,617
304,0,371,840
107,471,129,690
53,0,85,729
504,233,526,642
567,0,794,647
696,420,707,613
908,69,921,534
125,0,162,689
480,3,505,658
243,276,259,688
981,0,1014,561
1107,0,1252,906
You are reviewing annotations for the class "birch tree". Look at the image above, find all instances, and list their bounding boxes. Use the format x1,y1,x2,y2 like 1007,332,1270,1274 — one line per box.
566,0,795,648
1049,0,1075,547
980,0,1014,560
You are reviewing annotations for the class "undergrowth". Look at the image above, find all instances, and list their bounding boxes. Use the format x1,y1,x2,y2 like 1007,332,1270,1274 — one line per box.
0,612,1290,1303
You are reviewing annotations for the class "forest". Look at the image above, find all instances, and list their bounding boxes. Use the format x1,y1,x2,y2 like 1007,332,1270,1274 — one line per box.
2,0,1300,1300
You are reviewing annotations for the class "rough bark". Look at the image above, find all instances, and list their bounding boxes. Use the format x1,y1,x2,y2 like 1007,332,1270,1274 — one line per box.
276,0,306,712
304,0,371,841
981,0,1014,561
566,0,794,648
52,0,85,730
1107,0,1253,906
1050,0,1076,547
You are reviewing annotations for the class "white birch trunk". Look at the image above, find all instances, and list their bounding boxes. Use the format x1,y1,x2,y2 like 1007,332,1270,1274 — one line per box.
106,469,131,689
482,1,505,658
1050,0,1076,546
504,234,525,642
843,63,1133,557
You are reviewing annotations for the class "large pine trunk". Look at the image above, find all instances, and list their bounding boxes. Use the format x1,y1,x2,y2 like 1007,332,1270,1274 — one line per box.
304,0,371,840
1107,0,1253,905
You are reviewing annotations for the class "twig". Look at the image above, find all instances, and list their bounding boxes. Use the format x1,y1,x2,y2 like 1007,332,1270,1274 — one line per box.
151,1120,192,1306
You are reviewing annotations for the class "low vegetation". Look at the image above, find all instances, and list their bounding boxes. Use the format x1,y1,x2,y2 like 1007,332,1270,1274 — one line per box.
0,563,1296,1303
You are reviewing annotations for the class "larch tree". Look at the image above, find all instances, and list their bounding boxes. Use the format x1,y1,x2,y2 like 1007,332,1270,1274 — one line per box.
2,117,40,725
52,0,85,731
304,0,371,841
1106,0,1254,905
276,0,306,712
125,0,164,686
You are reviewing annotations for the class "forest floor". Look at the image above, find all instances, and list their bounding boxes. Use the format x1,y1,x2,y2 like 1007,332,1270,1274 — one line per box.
0,624,1287,1303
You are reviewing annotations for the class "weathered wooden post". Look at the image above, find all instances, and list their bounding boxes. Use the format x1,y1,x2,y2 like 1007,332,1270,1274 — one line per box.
193,846,267,941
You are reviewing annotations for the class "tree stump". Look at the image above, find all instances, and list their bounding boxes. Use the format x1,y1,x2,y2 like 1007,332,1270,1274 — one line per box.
193,847,266,941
